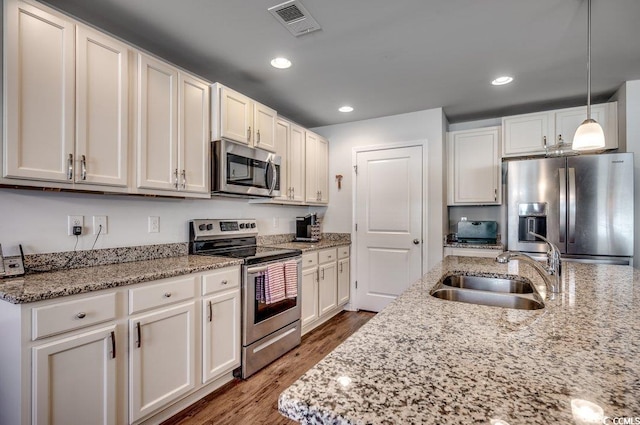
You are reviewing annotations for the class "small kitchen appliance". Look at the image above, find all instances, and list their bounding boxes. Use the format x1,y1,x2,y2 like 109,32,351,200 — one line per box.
456,221,498,244
189,219,302,378
295,213,319,242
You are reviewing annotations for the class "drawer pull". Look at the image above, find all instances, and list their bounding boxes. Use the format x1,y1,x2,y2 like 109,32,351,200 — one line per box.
110,331,116,359
163,292,172,298
76,312,86,319
208,301,213,322
221,280,228,285
308,259,312,263
328,255,332,259
136,322,141,348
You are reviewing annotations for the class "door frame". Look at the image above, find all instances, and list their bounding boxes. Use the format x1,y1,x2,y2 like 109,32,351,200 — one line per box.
351,140,428,311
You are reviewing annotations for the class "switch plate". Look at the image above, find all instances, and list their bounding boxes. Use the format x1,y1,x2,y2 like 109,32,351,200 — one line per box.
148,216,160,233
68,215,83,236
93,216,108,235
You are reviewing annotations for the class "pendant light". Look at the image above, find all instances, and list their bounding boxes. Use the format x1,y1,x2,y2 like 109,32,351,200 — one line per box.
572,0,605,151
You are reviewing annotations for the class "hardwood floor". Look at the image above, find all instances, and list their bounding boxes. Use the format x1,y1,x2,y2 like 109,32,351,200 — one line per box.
162,310,376,425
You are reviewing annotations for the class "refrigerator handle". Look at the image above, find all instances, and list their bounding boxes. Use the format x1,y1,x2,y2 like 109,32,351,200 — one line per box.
559,168,566,243
568,167,576,243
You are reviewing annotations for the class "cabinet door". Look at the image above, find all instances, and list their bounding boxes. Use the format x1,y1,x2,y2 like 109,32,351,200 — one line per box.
32,325,117,425
178,73,210,193
254,102,277,152
274,119,290,201
76,26,129,187
219,86,253,145
318,262,337,316
3,0,75,182
553,103,615,149
337,258,350,305
202,290,240,383
502,112,551,157
289,123,306,203
317,137,329,203
129,302,196,423
305,132,319,203
301,267,319,327
136,54,179,191
448,127,501,205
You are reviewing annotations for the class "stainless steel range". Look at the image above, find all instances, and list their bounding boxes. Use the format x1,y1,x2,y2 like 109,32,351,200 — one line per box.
189,219,302,378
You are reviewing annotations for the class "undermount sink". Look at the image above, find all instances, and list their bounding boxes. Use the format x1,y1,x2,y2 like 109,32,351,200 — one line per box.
430,274,544,310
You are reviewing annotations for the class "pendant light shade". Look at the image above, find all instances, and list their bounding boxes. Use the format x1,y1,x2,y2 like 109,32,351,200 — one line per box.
572,0,605,151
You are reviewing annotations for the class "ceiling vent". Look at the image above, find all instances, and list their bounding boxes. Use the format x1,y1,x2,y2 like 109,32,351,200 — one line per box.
268,0,321,37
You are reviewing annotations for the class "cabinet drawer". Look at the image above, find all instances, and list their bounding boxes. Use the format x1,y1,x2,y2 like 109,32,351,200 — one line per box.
129,275,197,314
318,248,337,264
32,293,116,340
337,246,350,259
202,266,240,295
302,252,318,268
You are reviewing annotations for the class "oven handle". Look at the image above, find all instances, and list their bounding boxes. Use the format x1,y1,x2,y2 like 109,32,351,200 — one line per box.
246,257,301,274
265,159,276,195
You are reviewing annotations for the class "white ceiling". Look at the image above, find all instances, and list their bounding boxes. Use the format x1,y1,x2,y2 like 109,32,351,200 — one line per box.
42,0,640,128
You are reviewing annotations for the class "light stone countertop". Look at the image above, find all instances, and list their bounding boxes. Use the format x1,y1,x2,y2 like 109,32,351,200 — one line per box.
444,242,504,250
266,240,351,252
0,255,243,304
278,256,640,424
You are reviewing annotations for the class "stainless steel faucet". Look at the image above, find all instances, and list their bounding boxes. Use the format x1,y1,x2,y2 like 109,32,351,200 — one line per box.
496,232,562,294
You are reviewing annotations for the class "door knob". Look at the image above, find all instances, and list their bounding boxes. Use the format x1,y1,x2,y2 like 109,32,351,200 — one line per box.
413,239,420,245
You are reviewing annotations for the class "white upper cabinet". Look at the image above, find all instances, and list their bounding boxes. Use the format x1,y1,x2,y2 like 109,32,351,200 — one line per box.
136,54,210,196
211,83,277,152
305,131,329,204
502,102,618,157
76,26,129,187
274,119,291,202
274,118,306,204
448,127,501,205
3,0,130,188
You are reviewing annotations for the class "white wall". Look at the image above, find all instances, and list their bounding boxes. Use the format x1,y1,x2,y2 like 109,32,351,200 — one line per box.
0,189,312,256
612,80,640,267
312,107,447,270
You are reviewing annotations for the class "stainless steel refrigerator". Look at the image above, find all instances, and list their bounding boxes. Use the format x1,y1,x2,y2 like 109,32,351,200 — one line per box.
507,153,634,265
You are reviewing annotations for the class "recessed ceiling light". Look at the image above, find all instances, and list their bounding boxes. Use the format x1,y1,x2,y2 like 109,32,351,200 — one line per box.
338,106,354,113
491,76,513,86
270,57,292,69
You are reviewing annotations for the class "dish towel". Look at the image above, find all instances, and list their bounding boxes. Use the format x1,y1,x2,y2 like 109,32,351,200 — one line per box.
255,272,266,303
284,260,298,298
265,263,286,304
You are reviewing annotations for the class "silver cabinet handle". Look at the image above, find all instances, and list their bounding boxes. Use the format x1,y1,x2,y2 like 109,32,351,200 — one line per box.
76,312,86,319
339,263,343,273
413,239,420,245
181,170,187,189
163,292,172,298
174,169,179,189
221,280,228,285
494,188,497,202
291,187,295,199
256,129,261,144
247,126,252,142
321,268,325,280
135,322,141,348
67,154,73,180
110,330,116,359
208,300,213,322
543,135,547,149
315,270,319,282
80,155,87,180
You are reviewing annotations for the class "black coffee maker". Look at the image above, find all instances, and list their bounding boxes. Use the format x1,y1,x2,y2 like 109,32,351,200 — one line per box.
295,213,318,242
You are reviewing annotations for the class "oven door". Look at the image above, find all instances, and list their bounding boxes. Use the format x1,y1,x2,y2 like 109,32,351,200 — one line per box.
243,257,301,346
213,139,281,197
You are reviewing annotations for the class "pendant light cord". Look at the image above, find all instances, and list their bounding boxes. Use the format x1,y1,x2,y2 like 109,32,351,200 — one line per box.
586,0,592,119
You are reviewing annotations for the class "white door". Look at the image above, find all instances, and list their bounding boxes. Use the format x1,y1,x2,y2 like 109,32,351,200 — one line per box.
355,146,423,312
202,289,240,383
32,326,117,425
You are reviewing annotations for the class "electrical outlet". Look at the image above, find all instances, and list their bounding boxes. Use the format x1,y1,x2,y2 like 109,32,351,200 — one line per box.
148,216,160,233
68,215,84,236
93,216,108,235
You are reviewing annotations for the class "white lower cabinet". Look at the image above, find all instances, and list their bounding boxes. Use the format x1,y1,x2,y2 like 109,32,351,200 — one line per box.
202,289,241,383
318,261,337,316
32,325,117,425
301,264,319,327
129,302,196,422
337,257,350,305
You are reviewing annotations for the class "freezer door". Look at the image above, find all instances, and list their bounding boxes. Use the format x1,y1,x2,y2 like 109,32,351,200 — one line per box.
507,157,566,254
567,153,634,257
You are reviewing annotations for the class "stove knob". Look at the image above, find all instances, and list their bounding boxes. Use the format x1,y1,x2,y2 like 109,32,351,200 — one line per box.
250,223,256,228
198,224,206,231
206,224,213,231
239,223,245,229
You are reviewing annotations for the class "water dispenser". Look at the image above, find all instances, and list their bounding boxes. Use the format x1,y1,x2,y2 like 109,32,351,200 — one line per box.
518,203,547,242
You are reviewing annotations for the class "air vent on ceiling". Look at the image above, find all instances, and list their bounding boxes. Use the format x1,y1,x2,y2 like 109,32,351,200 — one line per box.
268,0,321,37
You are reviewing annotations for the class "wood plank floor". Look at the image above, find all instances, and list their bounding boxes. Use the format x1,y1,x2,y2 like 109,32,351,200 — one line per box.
162,310,376,425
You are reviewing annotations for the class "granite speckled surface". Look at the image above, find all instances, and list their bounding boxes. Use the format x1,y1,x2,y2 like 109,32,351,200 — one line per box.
266,235,351,252
0,255,242,304
279,256,640,424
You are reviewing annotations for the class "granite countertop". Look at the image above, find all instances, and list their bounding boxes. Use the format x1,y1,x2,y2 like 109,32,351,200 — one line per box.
444,241,504,250
0,255,243,304
266,240,351,252
279,256,640,424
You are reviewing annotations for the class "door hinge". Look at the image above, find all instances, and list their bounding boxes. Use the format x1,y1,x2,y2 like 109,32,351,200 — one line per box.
353,165,358,175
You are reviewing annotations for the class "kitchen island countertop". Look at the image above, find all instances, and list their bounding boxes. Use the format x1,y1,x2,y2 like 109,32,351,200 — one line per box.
279,256,640,424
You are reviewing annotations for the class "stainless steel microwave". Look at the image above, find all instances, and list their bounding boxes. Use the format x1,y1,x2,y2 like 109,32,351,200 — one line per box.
212,139,281,197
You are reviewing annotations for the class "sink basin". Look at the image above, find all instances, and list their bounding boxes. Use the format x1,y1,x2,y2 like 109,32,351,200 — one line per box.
430,274,544,310
441,274,534,294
